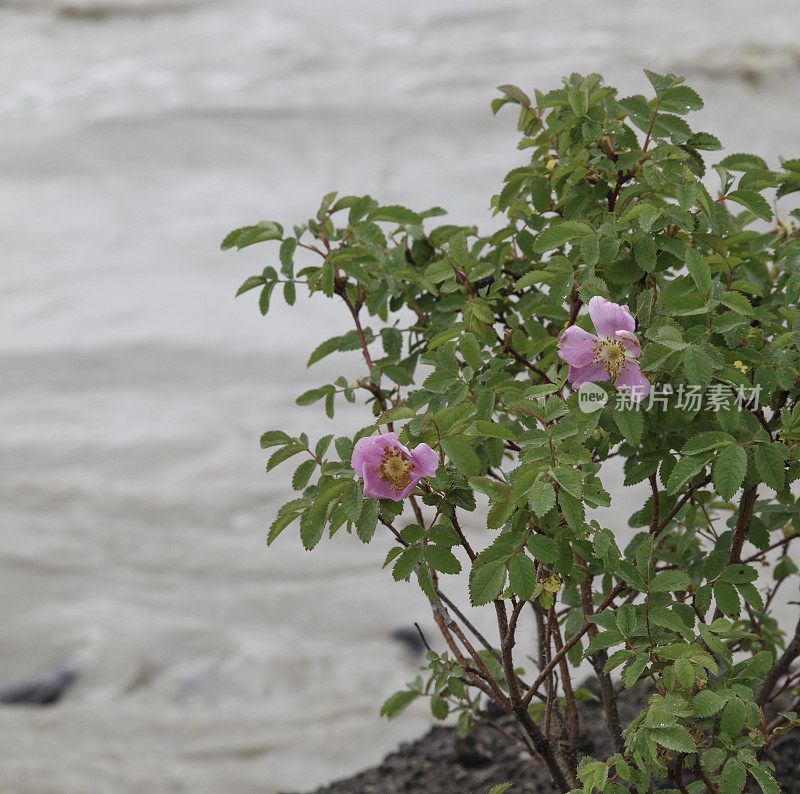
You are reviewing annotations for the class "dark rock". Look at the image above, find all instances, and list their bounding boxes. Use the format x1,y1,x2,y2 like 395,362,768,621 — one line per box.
389,626,426,655
291,684,800,794
0,661,79,706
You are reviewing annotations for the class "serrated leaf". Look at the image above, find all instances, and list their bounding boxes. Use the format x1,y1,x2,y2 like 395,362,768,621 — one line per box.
508,554,537,599
720,758,747,794
441,437,481,478
529,478,557,517
649,569,691,592
685,248,711,294
526,534,559,564
650,724,696,753
612,406,644,446
714,580,740,618
392,546,422,580
469,560,507,606
684,345,712,390
551,466,582,498
713,445,746,500
533,221,592,253
221,220,283,250
424,545,462,575
726,189,772,221
235,275,265,296
693,689,726,717
292,459,316,490
267,511,299,546
380,689,419,719
666,453,709,494
634,235,657,272
682,431,735,456
755,443,787,492
718,291,753,315
356,497,380,543
260,430,291,449
719,698,746,739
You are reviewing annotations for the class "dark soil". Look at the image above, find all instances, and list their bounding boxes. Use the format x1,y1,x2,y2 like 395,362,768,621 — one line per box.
292,689,800,794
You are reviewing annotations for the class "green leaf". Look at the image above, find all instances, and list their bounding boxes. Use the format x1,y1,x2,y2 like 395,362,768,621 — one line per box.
260,430,291,449
292,459,316,490
649,570,691,592
235,275,265,296
685,248,711,294
718,291,753,316
666,453,710,494
441,438,481,478
559,490,585,529
662,85,704,113
720,758,747,794
693,689,726,717
714,580,740,618
380,689,419,719
612,406,644,446
508,554,537,599
713,445,747,500
353,497,379,543
649,606,691,638
306,336,341,367
533,221,592,253
551,466,582,498
487,785,513,794
529,478,557,517
755,443,787,492
749,765,781,794
392,546,422,580
221,220,283,250
367,205,423,225
267,443,306,471
650,724,696,753
634,235,657,272
267,511,299,546
279,237,297,276
469,560,506,606
459,332,483,371
624,652,650,688
424,545,462,575
684,346,712,390
300,498,328,550
526,534,559,564
719,698,746,739
682,431,735,456
296,386,331,406
726,190,773,221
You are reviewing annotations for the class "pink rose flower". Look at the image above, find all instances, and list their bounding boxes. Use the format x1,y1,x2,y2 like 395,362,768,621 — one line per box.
557,296,650,402
351,432,439,501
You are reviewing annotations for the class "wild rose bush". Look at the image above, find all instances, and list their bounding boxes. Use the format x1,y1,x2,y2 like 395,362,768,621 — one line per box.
224,71,800,794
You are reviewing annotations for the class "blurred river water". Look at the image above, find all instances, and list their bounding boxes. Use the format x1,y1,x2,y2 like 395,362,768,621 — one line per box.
2,0,800,791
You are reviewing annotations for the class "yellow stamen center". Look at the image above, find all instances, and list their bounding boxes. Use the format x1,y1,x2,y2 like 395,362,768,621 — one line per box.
375,445,415,491
592,337,628,379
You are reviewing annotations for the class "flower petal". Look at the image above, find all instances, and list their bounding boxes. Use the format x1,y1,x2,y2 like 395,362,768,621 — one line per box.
557,326,597,367
614,360,651,402
362,465,405,501
568,362,609,387
410,443,439,478
588,296,635,337
351,436,379,478
615,329,642,358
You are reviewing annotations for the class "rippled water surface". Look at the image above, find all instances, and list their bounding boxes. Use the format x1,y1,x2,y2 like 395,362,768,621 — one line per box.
2,1,800,791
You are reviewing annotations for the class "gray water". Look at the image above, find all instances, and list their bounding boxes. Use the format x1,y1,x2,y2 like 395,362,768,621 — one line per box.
2,1,800,791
